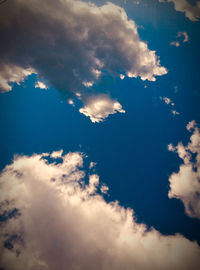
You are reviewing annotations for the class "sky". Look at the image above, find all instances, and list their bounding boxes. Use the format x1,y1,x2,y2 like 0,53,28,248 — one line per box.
0,0,200,269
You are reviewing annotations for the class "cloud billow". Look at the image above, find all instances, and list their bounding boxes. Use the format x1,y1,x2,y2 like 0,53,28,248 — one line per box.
0,150,200,270
0,0,167,95
168,121,200,219
79,94,125,122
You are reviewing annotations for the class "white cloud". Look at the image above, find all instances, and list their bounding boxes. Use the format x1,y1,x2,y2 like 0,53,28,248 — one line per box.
168,121,200,219
0,151,200,270
0,64,34,92
159,0,200,21
68,99,75,106
50,150,63,159
82,81,94,88
0,0,167,95
35,81,48,90
79,94,125,123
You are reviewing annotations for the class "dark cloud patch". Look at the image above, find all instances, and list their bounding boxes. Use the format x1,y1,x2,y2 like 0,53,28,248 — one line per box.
0,0,167,96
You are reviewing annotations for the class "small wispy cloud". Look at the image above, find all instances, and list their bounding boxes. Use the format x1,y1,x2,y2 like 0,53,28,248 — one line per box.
170,31,189,47
160,96,180,115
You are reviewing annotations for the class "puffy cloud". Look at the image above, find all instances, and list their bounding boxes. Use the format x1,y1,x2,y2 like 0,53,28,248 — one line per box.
0,64,33,92
0,0,167,95
168,121,200,219
68,99,75,106
82,81,94,88
35,81,48,90
120,74,125,80
79,94,125,123
159,0,200,21
170,31,189,47
0,150,200,270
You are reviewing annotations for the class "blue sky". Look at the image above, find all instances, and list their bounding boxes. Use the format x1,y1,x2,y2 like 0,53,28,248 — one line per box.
0,0,200,269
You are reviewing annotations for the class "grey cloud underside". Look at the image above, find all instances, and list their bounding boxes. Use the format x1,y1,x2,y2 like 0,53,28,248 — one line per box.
0,0,167,95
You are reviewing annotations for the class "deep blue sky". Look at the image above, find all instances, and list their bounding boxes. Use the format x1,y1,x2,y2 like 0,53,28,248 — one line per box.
0,0,200,245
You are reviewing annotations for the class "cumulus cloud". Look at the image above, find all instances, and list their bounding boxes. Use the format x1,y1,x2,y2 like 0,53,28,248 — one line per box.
168,120,200,219
170,31,189,47
0,150,200,270
35,81,48,90
0,0,167,96
159,0,200,21
79,94,125,122
0,64,33,92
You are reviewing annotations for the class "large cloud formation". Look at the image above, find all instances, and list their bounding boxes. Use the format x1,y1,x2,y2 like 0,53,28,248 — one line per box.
168,121,200,219
0,150,200,270
159,0,200,21
0,0,167,96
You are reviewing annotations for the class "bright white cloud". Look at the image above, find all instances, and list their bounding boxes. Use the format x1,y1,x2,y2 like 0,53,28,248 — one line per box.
68,99,75,106
168,121,200,219
0,0,167,94
79,94,125,123
50,149,63,159
82,81,94,88
0,151,200,270
159,0,200,21
0,64,33,92
35,81,48,90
